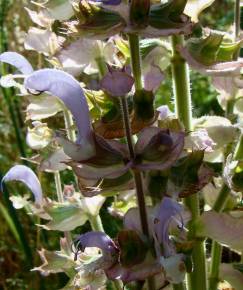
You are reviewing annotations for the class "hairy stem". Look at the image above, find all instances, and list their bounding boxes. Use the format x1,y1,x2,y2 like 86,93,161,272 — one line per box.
171,34,207,290
128,34,143,91
121,33,155,289
120,95,154,290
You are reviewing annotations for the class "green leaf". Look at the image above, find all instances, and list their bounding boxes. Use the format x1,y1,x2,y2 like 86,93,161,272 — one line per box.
41,203,87,231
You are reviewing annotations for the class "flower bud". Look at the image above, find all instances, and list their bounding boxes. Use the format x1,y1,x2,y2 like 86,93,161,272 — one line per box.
130,0,150,28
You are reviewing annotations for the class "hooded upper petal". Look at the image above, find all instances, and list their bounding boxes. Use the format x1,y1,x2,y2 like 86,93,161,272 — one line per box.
0,52,33,74
24,69,95,154
2,165,42,204
153,197,183,257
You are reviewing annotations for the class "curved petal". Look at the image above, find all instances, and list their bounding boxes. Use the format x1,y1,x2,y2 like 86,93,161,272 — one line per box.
154,197,183,257
74,231,117,253
24,69,95,152
200,210,243,251
2,165,42,204
0,52,33,74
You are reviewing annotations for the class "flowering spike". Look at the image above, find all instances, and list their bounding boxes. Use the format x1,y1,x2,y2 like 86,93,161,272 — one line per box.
0,52,34,74
2,165,42,204
24,69,95,154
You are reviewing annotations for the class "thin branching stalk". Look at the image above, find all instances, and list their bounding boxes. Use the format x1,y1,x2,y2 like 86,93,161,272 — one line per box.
171,34,207,290
120,95,155,290
124,33,156,290
54,171,72,253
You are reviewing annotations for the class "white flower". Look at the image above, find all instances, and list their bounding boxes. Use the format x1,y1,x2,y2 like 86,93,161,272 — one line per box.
26,121,53,150
57,38,117,76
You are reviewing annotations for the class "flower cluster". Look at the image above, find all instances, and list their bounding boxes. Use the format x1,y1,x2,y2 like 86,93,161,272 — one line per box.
1,0,243,290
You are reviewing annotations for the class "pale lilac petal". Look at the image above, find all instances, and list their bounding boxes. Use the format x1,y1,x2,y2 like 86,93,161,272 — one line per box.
201,210,243,251
24,69,94,150
144,65,164,92
0,52,33,74
96,0,121,5
154,197,183,257
219,263,243,290
100,69,134,97
2,165,42,204
74,231,116,253
156,105,173,119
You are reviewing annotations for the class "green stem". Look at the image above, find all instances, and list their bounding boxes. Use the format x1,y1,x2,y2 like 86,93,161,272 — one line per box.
63,109,76,143
209,140,243,290
234,134,243,160
173,283,186,290
54,172,72,252
235,0,241,40
208,185,230,290
128,34,143,91
171,36,192,131
95,56,107,78
89,214,105,232
171,35,207,290
209,242,223,290
209,2,242,286
213,184,230,212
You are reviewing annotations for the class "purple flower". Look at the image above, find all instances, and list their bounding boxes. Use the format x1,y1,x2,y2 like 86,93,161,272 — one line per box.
2,165,42,204
153,197,184,257
0,52,33,74
24,69,96,160
73,231,118,269
100,66,134,97
74,197,187,284
124,197,184,257
96,0,121,5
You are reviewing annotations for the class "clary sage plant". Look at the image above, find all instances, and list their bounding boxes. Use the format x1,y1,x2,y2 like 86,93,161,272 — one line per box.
1,0,243,289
